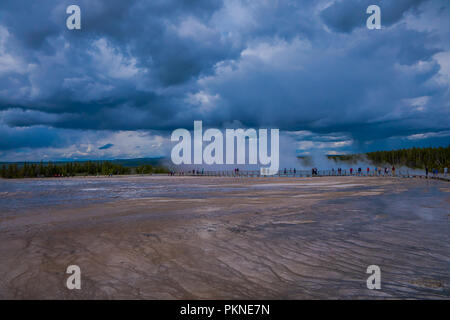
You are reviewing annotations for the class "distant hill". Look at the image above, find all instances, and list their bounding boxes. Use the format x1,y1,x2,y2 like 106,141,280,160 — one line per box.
103,157,165,167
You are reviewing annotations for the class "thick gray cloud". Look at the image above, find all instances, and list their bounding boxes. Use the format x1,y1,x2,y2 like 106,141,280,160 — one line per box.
0,0,449,160
321,0,428,33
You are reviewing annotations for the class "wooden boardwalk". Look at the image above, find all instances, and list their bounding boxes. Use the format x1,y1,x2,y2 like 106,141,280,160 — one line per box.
170,169,450,181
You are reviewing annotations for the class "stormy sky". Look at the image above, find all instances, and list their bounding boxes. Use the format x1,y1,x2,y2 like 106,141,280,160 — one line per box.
0,0,449,161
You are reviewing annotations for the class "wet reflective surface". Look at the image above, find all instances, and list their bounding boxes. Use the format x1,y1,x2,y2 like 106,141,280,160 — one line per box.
0,176,449,299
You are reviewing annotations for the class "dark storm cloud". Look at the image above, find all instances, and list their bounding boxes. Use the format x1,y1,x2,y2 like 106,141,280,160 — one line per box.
0,124,63,150
98,143,113,150
320,0,428,33
199,23,448,136
0,0,449,159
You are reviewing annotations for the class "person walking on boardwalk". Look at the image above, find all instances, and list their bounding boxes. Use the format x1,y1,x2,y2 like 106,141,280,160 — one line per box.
350,168,353,175
425,167,429,178
392,166,395,176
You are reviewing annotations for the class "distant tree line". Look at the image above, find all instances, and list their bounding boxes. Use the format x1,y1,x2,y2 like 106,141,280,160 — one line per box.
328,146,449,171
0,161,170,179
135,164,169,174
366,146,449,171
0,161,131,178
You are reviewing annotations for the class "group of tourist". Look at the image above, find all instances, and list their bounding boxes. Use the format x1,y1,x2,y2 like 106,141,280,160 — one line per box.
425,167,447,178
331,166,396,176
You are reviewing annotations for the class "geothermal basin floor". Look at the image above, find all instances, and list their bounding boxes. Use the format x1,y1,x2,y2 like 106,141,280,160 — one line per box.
0,176,449,299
